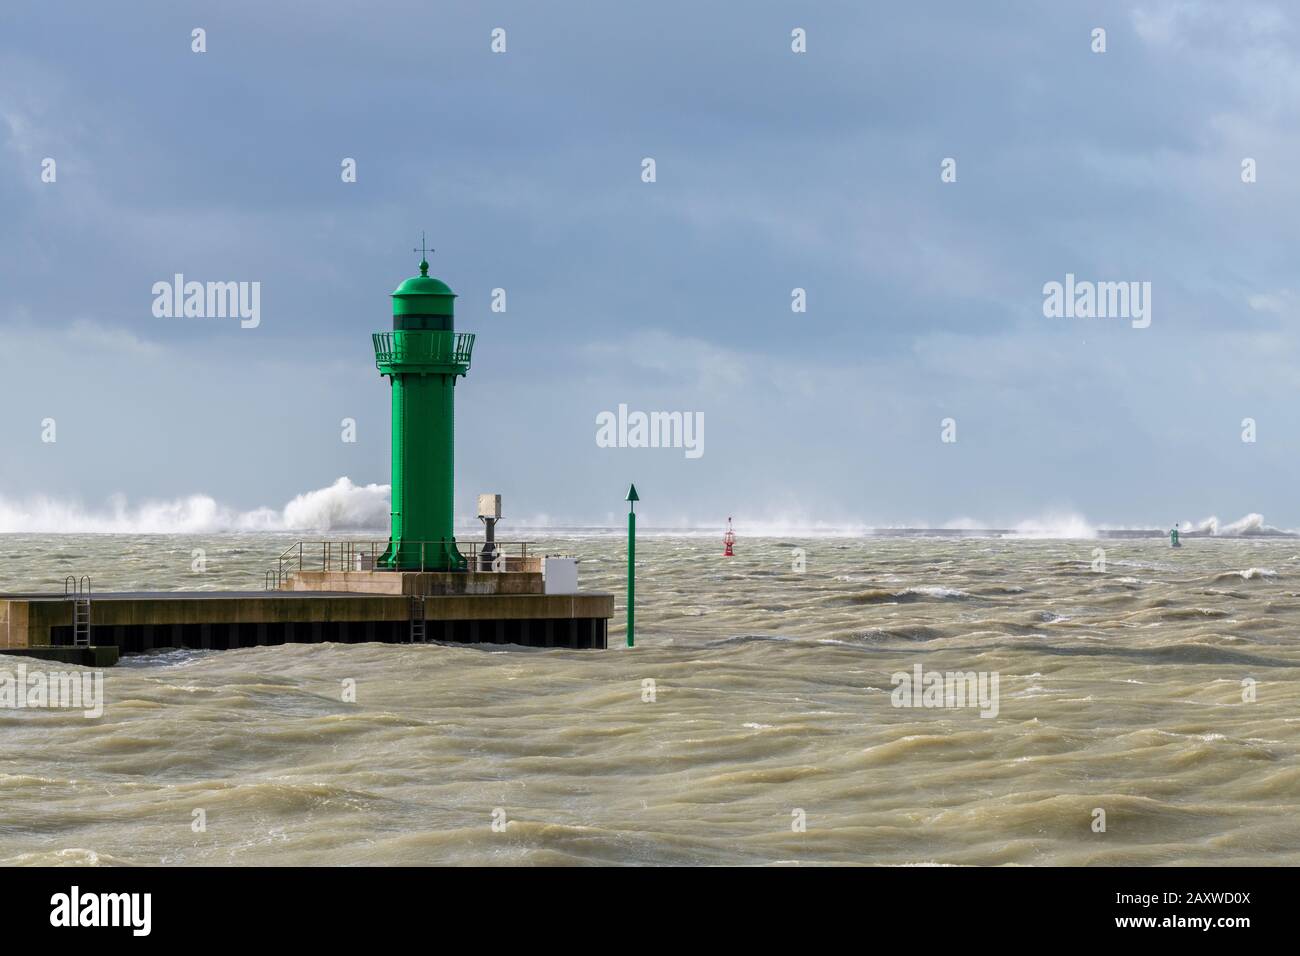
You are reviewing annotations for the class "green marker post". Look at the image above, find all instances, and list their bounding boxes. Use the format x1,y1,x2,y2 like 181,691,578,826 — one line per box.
626,484,639,647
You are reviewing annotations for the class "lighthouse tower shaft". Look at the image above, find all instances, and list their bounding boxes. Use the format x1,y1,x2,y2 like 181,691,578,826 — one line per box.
373,258,474,572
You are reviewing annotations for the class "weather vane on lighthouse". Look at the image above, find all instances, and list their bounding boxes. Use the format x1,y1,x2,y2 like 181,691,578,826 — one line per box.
413,231,434,275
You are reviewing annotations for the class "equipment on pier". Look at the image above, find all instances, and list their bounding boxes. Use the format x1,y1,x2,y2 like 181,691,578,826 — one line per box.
478,494,503,571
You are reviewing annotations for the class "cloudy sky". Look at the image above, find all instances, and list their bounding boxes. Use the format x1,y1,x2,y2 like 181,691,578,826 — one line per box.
2,1,1299,531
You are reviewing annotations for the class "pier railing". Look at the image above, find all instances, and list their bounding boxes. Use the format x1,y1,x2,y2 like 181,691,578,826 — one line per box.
269,539,535,587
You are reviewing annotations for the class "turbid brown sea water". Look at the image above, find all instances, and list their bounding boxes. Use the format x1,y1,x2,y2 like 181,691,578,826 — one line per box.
2,532,1298,866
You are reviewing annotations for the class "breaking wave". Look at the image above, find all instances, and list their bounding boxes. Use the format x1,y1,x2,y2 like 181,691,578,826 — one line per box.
1005,514,1097,539
0,480,1291,540
1213,568,1278,582
0,477,390,534
843,586,971,605
1179,513,1283,537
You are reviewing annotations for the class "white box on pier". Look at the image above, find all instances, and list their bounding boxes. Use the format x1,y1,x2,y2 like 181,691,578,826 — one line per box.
542,556,578,594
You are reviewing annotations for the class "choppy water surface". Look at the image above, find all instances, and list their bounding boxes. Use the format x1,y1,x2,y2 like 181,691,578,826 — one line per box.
2,532,1298,865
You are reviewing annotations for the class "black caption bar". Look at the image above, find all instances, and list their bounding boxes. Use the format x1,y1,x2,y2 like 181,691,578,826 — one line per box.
0,865,1283,943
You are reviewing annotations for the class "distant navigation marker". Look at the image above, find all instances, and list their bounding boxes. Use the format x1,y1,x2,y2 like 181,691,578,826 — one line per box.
626,484,639,647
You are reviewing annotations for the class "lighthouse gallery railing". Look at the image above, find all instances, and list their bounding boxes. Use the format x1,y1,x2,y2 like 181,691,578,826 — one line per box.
371,330,475,366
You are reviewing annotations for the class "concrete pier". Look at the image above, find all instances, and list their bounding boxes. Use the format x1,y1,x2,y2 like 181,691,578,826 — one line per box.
1,573,613,664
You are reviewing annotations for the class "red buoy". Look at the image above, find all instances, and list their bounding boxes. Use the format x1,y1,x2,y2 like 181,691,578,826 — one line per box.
723,516,735,557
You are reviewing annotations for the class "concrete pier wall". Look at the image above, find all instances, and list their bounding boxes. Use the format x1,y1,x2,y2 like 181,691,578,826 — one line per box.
0,591,613,654
0,599,29,651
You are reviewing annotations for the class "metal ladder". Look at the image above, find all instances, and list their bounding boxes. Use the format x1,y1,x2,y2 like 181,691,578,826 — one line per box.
64,575,92,646
409,593,427,643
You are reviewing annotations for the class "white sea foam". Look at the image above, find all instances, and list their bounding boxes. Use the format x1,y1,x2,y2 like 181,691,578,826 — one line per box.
1223,568,1278,580
907,586,970,599
1180,513,1284,536
0,477,389,534
1004,513,1097,539
0,480,1291,540
280,478,390,531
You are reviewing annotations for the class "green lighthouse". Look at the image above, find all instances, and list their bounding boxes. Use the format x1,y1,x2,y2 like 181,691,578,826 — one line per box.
373,239,474,571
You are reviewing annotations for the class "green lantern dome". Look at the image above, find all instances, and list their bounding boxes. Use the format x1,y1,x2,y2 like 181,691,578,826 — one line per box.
391,259,456,329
